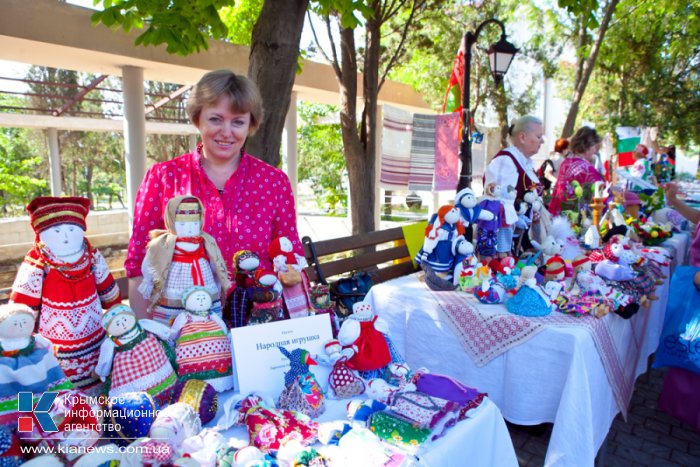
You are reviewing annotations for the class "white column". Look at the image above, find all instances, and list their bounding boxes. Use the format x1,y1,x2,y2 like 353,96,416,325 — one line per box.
46,127,61,196
374,105,383,229
122,66,147,226
284,92,298,200
189,134,198,153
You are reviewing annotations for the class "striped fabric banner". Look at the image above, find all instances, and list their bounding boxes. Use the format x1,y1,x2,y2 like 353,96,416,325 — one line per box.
380,105,413,188
433,112,460,191
409,113,437,191
615,126,641,167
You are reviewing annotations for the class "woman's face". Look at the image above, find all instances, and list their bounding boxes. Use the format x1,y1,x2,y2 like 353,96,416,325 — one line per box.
517,123,545,157
196,95,251,163
581,143,601,163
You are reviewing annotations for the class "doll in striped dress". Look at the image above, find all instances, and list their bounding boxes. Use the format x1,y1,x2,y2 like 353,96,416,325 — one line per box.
170,287,234,392
139,195,231,326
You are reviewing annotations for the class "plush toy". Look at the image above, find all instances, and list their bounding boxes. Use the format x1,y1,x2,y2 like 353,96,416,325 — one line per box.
496,185,519,257
277,347,325,418
475,278,507,304
139,195,231,326
549,216,583,261
0,303,73,427
10,196,121,392
337,302,393,376
171,287,234,391
95,304,177,406
531,234,564,266
455,187,494,241
103,392,159,447
476,183,504,260
415,205,465,273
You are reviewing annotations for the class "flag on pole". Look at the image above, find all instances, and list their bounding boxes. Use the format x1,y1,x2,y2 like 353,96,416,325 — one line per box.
442,37,466,113
615,126,641,167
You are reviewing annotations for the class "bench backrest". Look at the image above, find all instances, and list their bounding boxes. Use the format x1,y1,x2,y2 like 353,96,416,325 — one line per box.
302,226,416,284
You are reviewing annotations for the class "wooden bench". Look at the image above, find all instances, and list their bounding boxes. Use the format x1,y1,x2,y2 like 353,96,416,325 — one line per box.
302,226,417,285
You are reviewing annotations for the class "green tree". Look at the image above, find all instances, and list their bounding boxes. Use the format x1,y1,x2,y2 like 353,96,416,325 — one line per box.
0,123,48,215
297,102,346,213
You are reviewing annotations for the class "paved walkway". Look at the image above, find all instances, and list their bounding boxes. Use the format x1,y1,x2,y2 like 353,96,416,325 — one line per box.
508,367,700,466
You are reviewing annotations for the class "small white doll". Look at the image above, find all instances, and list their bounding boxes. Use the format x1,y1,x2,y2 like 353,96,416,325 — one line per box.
10,196,121,393
95,305,177,406
338,302,394,377
455,187,494,239
452,238,477,287
171,287,234,391
415,205,465,273
140,195,231,326
0,303,73,426
531,234,565,265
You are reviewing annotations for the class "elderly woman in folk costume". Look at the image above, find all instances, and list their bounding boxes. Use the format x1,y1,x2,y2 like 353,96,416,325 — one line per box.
139,195,231,326
10,197,121,393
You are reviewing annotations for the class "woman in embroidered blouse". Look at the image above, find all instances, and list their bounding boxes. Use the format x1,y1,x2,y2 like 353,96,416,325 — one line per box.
548,126,604,215
125,69,303,318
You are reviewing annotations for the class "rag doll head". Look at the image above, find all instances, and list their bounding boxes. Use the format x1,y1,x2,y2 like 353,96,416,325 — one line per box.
234,250,260,275
102,305,137,338
351,302,374,321
454,237,475,257
268,237,297,267
255,269,280,289
324,339,343,363
0,303,35,349
484,182,502,199
182,286,213,316
171,197,203,238
455,187,477,209
27,196,90,262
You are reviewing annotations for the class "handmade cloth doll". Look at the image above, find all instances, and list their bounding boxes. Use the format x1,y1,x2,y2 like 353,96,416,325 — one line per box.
139,195,231,326
170,286,234,391
248,269,286,325
226,250,260,328
572,255,636,318
476,183,504,260
596,236,657,304
269,236,311,319
0,303,73,427
338,302,393,376
452,237,475,285
277,346,325,418
324,340,364,399
172,380,218,425
544,257,566,283
497,185,519,257
455,187,494,242
475,278,507,304
415,205,465,273
148,402,202,461
95,305,177,406
10,196,121,392
507,281,553,317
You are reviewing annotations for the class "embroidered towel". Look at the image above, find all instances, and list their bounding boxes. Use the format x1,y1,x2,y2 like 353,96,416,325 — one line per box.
433,112,460,191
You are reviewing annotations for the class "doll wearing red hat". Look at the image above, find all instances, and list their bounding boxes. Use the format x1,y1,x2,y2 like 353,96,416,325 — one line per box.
10,196,121,393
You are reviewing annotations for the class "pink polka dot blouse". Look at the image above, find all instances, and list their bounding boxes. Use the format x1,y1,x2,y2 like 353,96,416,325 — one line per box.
125,150,303,278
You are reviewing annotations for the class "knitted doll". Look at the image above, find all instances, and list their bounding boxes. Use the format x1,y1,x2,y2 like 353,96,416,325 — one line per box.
139,195,231,326
415,205,465,273
95,305,177,407
454,239,479,290
10,196,121,393
0,304,73,427
476,183,505,261
455,187,494,241
170,287,234,391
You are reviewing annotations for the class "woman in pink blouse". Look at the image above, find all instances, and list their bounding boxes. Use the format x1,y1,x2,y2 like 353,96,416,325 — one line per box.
125,69,303,318
548,126,604,215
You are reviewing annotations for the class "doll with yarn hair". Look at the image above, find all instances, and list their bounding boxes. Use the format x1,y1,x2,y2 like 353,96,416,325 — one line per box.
139,195,231,326
10,196,121,393
415,205,465,274
170,287,234,391
0,303,73,426
95,305,177,406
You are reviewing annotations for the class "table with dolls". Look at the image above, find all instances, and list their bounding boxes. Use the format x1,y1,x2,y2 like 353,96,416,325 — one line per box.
365,184,690,467
0,195,518,467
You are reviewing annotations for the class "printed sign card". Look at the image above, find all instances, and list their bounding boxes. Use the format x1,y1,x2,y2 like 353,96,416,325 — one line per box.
230,314,333,400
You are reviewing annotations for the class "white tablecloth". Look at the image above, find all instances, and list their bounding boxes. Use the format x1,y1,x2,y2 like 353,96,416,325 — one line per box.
215,393,518,467
365,267,672,467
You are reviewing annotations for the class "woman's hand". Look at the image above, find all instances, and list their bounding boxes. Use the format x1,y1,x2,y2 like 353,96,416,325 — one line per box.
664,182,680,201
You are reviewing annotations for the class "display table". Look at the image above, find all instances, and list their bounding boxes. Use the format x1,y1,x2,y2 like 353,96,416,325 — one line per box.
215,393,518,466
364,239,683,467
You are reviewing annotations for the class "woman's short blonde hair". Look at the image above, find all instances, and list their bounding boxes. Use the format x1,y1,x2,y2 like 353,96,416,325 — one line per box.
186,69,264,134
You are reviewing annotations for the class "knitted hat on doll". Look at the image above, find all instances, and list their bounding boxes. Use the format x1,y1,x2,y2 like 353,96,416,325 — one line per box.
26,196,90,235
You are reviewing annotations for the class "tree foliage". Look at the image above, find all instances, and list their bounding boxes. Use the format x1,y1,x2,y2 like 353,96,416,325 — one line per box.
297,103,346,213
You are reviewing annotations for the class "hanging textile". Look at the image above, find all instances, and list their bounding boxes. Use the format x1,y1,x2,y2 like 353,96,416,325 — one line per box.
409,114,437,191
380,106,413,188
433,112,460,191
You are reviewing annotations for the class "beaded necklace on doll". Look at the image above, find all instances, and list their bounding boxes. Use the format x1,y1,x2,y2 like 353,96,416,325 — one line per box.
35,240,94,281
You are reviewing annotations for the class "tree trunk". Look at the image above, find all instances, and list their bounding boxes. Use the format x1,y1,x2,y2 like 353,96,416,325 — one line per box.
495,84,509,148
561,0,621,138
246,0,309,167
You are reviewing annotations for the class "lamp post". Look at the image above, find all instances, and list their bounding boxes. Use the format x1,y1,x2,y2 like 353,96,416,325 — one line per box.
457,19,518,191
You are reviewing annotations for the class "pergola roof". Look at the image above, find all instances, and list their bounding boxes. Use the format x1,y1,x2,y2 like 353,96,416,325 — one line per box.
0,0,432,114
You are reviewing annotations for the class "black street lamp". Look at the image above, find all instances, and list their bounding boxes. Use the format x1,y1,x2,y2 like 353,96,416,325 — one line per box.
457,19,518,191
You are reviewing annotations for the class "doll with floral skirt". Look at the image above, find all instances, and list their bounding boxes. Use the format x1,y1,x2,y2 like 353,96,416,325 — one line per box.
10,197,121,393
139,195,231,326
95,305,178,406
415,205,465,274
170,287,234,391
0,303,73,427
